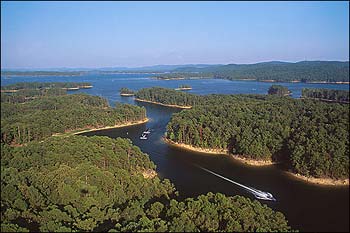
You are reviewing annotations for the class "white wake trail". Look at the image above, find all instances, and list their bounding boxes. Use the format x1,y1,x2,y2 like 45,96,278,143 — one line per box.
196,165,276,201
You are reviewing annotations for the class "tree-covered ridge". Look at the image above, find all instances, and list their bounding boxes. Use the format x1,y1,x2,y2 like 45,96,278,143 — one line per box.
1,93,146,144
165,92,349,179
1,82,92,91
302,88,349,103
268,85,291,96
1,136,292,232
157,61,350,83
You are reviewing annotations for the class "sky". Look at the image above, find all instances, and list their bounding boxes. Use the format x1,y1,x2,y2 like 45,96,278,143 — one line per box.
1,1,349,69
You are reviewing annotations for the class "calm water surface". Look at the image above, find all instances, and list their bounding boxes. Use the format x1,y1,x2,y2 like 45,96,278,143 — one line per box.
1,74,349,232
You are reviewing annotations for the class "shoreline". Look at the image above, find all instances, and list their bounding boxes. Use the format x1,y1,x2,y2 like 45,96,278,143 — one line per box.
134,98,192,109
287,172,349,186
174,87,192,91
2,85,93,93
53,118,149,136
164,138,349,186
163,138,274,166
120,93,135,96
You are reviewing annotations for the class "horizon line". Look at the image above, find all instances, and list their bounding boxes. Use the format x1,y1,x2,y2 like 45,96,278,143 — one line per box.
1,59,349,70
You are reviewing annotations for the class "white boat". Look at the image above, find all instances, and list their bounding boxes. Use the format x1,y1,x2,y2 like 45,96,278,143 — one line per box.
140,133,148,140
253,191,276,201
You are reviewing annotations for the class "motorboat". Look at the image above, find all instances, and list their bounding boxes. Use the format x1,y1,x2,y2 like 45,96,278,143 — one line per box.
140,133,148,140
251,189,276,201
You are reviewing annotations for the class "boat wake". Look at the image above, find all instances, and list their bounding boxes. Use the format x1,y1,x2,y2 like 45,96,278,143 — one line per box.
196,165,276,201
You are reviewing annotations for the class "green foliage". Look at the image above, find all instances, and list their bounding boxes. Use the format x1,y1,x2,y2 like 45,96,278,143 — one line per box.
1,136,175,232
159,88,349,179
302,88,349,103
1,93,146,144
136,87,199,107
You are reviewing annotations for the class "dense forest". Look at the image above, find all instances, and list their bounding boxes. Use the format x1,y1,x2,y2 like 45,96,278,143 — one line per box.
1,91,146,145
135,87,199,107
1,136,292,232
302,88,349,103
134,88,350,180
155,61,350,83
268,85,291,96
1,88,67,104
0,82,294,232
1,82,92,91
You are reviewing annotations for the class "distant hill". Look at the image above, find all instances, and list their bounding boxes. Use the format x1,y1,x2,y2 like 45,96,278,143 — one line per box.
3,61,349,82
173,61,349,82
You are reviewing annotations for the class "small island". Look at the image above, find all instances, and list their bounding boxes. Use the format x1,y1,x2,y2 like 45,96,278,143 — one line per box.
267,85,291,96
120,87,135,96
175,84,192,91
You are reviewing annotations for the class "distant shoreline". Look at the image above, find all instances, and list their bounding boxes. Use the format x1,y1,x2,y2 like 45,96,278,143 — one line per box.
53,118,149,136
134,98,192,109
1,85,93,93
164,138,349,186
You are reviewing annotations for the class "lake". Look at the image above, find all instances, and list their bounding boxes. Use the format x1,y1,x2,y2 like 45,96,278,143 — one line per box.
1,73,349,232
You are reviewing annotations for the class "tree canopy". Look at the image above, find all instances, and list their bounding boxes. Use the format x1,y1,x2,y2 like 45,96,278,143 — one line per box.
302,88,349,103
1,85,146,145
155,61,350,83
134,88,350,180
1,135,292,232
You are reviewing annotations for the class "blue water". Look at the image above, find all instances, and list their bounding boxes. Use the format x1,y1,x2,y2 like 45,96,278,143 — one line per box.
2,73,349,107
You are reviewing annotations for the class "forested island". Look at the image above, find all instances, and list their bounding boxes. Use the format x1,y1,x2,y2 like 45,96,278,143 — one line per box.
135,87,194,108
153,61,349,83
119,87,135,96
268,85,291,96
1,82,293,232
135,87,349,185
302,88,349,103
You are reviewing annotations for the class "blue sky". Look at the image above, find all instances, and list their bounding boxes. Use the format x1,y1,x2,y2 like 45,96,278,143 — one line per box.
1,1,349,68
